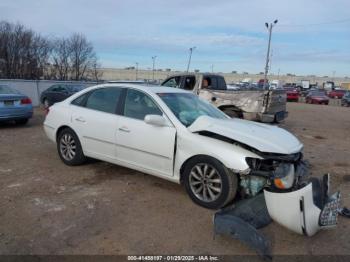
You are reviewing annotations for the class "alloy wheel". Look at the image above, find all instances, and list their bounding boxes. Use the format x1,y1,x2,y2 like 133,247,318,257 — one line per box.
189,163,222,202
59,133,76,161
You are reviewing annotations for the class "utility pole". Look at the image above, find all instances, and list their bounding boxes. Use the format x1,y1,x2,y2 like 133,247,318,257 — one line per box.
211,64,214,73
186,47,196,72
152,56,157,81
135,62,138,80
263,19,278,90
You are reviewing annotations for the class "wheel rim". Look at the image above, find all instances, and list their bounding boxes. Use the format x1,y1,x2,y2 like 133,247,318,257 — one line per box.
44,99,49,108
189,163,222,202
59,133,76,161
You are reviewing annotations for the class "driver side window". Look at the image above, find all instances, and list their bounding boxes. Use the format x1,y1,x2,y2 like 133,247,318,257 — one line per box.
124,89,162,120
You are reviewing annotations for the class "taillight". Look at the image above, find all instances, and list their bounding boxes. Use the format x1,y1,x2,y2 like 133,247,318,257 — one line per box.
21,98,32,104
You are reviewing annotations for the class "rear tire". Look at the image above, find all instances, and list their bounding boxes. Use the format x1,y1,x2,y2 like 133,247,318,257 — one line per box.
57,128,86,166
183,156,238,209
222,108,242,118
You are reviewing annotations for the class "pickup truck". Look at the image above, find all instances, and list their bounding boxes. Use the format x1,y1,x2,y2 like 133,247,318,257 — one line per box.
161,73,288,122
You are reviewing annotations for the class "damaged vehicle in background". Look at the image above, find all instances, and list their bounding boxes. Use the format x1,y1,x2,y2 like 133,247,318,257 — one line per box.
44,83,340,237
161,73,288,123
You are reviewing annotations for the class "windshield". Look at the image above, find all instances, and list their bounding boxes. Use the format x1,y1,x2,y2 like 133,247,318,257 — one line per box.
0,85,20,94
157,92,228,126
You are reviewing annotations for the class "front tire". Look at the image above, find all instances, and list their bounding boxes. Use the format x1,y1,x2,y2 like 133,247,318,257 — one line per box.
57,128,86,166
183,156,238,209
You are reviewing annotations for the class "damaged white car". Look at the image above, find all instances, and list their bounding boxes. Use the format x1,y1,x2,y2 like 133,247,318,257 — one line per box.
44,84,340,237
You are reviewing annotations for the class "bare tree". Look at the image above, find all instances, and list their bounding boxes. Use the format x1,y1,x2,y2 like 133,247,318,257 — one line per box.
0,21,51,79
0,20,102,81
68,33,96,81
51,38,71,80
89,58,103,82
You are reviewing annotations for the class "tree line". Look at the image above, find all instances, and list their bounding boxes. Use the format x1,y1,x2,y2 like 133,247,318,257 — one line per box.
0,20,102,81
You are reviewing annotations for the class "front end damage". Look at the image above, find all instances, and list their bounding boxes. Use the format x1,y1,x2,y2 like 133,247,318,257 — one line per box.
214,152,341,258
237,152,341,236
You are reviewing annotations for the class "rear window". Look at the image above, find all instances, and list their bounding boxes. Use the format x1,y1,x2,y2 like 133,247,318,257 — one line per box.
0,85,20,94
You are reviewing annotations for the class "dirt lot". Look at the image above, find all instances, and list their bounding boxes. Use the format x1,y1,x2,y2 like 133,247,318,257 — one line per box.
0,103,350,256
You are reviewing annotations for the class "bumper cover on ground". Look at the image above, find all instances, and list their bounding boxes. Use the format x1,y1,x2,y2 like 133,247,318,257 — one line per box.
213,174,341,257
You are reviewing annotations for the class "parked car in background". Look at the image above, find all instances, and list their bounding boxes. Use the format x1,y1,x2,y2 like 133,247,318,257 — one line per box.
284,87,299,102
305,90,329,105
161,73,287,123
328,89,346,99
0,85,33,125
40,84,85,107
341,91,350,107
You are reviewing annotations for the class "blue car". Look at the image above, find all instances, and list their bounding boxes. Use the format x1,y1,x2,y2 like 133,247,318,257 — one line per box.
0,85,33,125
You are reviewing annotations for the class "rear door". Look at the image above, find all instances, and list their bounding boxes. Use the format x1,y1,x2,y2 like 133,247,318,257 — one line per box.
115,88,176,177
71,87,123,160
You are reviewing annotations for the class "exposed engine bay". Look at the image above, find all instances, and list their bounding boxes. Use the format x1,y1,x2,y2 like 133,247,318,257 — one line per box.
240,151,308,198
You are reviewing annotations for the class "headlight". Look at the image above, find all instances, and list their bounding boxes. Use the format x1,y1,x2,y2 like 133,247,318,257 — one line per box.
273,164,295,189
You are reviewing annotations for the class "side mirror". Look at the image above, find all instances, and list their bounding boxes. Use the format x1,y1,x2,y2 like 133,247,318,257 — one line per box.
144,114,168,127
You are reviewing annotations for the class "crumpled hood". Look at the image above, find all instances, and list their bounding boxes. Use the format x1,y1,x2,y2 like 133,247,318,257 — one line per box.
188,116,303,154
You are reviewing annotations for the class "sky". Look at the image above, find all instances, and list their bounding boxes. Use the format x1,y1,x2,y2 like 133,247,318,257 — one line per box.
0,0,349,76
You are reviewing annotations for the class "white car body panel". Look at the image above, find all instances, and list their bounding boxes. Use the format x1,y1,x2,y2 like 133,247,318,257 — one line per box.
188,115,303,154
264,183,321,236
116,115,176,177
71,106,119,160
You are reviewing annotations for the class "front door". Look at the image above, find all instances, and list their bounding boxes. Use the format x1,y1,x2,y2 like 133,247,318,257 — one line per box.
116,88,176,177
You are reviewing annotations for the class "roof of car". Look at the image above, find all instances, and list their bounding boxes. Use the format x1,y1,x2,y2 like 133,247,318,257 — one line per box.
94,83,190,94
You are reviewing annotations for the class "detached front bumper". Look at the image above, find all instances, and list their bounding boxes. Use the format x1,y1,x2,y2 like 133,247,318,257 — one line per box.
264,174,340,236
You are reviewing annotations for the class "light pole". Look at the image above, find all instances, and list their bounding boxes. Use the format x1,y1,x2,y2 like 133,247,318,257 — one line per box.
135,62,138,80
186,47,196,72
152,56,157,81
263,19,278,90
211,64,214,73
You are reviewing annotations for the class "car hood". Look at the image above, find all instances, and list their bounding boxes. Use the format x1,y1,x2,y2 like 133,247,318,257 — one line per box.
188,116,303,154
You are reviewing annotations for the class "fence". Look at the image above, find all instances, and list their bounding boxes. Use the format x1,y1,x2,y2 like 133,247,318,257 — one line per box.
0,79,98,106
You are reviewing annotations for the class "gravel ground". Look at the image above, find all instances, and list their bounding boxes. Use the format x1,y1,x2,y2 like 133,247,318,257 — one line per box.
0,103,349,256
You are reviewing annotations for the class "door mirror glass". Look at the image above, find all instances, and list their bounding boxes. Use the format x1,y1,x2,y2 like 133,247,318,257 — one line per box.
144,114,167,127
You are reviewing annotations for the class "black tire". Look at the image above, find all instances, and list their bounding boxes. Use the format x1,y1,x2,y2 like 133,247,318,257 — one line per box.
57,128,86,166
222,108,242,118
183,156,238,209
15,118,29,125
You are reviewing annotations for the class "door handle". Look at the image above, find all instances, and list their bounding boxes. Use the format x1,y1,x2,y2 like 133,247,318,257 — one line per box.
75,117,86,123
118,127,130,133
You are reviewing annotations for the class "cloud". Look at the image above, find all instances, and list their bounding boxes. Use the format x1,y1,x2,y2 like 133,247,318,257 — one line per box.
0,0,349,75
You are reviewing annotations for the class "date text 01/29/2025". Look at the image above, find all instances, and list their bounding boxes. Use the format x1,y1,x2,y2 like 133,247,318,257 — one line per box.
127,255,219,261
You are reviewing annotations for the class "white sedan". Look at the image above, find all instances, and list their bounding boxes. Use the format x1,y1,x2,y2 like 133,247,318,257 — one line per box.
44,84,339,236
